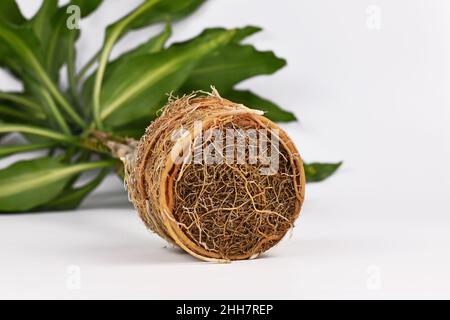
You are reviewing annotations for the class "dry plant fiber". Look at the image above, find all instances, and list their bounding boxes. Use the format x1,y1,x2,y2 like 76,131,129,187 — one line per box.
123,90,305,262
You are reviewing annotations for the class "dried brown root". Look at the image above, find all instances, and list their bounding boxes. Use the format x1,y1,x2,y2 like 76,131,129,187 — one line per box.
123,90,305,262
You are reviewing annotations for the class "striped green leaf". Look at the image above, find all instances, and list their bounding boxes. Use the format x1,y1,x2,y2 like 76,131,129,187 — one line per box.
84,28,236,127
39,169,109,211
0,21,85,127
304,162,342,183
114,20,172,62
177,26,294,123
0,143,54,159
0,157,114,212
0,124,75,144
92,0,205,126
180,36,286,94
0,0,26,25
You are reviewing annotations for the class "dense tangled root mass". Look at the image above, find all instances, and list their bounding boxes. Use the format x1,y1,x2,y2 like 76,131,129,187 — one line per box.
125,91,305,262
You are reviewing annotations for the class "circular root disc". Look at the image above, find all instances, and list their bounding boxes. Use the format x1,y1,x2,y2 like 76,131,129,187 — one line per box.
129,93,305,262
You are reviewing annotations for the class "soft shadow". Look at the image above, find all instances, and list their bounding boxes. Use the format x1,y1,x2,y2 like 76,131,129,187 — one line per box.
73,243,199,266
80,190,133,210
48,208,202,266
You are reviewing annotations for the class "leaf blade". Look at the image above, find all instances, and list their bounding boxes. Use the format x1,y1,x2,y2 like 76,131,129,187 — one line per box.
0,124,75,143
225,90,296,122
70,0,103,17
180,43,286,94
0,1,26,25
304,162,342,183
0,158,114,212
0,92,46,115
39,169,109,211
114,20,172,62
0,22,86,128
83,28,236,127
92,0,205,127
0,143,54,159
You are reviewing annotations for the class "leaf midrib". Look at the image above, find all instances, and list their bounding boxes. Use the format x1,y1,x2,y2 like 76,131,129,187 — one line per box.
100,31,234,120
0,161,113,198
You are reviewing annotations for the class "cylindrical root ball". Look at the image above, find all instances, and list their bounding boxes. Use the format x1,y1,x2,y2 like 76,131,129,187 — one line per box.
125,91,305,262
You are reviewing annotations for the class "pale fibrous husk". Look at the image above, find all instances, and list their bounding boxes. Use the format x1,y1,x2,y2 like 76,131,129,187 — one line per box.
120,90,305,262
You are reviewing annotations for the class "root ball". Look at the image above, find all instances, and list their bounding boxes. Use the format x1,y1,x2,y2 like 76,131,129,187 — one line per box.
125,91,305,262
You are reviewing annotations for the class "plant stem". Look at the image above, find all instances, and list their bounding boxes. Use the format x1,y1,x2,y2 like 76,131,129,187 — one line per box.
39,70,86,128
39,90,71,134
85,130,138,157
0,124,122,157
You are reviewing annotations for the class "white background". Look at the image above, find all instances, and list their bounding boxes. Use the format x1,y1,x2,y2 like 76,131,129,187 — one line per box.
1,0,449,299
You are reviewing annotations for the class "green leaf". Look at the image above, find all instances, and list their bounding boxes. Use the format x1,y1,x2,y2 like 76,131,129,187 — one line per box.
0,0,26,25
81,21,172,112
0,157,114,212
180,43,286,94
225,90,296,122
0,143,54,159
84,28,236,127
70,0,103,17
112,118,151,139
0,124,75,144
0,97,50,143
39,169,109,211
0,104,33,123
231,25,262,42
304,162,342,183
31,2,75,82
46,0,103,83
176,27,295,123
107,0,204,33
0,22,43,77
92,0,206,127
29,1,102,91
114,20,172,62
0,90,70,144
30,0,58,46
0,92,46,116
0,21,85,127
60,1,102,105
24,81,71,134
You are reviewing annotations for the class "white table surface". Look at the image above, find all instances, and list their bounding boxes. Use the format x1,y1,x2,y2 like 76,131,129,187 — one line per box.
0,0,449,299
